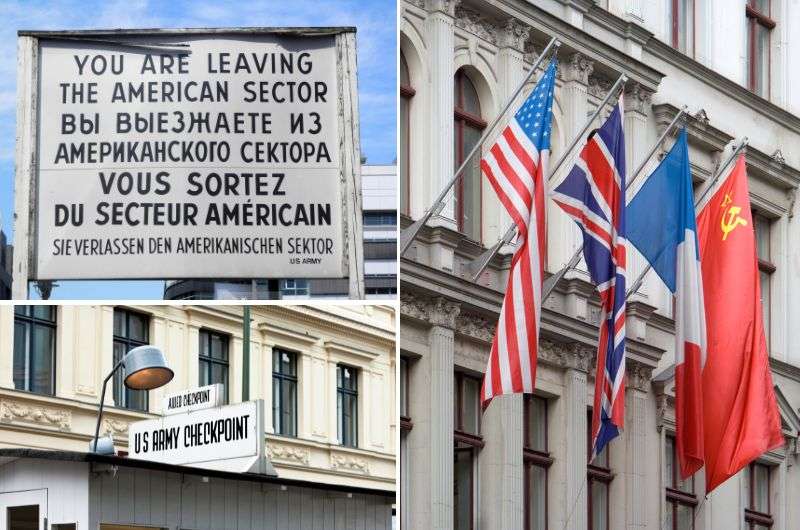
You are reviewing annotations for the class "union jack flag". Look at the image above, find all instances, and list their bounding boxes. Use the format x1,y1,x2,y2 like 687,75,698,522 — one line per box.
551,103,627,460
480,58,557,407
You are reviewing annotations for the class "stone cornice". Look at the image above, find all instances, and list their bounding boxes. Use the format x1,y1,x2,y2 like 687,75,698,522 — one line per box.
771,357,800,384
645,37,800,138
265,306,396,348
400,289,462,330
489,0,664,92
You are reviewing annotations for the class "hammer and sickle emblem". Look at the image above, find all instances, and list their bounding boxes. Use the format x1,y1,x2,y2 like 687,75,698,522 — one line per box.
720,193,748,241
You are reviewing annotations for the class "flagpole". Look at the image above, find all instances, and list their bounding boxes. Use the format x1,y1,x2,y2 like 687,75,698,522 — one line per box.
466,72,628,281
537,105,689,300
624,137,749,299
399,37,561,256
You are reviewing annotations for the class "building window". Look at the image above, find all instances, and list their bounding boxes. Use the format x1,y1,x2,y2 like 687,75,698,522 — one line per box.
272,349,298,437
668,0,695,55
454,69,486,242
400,52,414,215
337,364,358,447
280,279,309,298
744,462,773,528
400,357,412,431
364,210,398,226
454,372,483,530
665,435,698,529
13,306,56,395
753,212,774,349
199,329,229,404
587,411,612,530
113,308,149,411
525,396,553,530
746,0,775,97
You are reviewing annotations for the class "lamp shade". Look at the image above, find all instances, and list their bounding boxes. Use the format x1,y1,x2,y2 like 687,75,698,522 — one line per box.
122,345,174,390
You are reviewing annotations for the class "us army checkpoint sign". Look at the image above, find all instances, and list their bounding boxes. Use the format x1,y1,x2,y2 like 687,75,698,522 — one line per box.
12,28,364,297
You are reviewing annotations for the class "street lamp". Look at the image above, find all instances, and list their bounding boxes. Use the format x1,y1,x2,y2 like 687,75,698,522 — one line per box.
90,345,174,454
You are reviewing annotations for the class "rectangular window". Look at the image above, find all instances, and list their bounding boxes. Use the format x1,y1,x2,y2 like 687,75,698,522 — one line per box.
668,0,695,56
587,411,611,530
400,356,412,530
113,308,149,411
665,435,698,530
272,349,298,437
525,396,553,530
363,210,398,226
280,279,310,298
753,212,774,349
745,462,773,529
13,306,56,395
454,372,484,530
400,357,412,428
746,0,775,97
337,364,358,447
199,329,229,405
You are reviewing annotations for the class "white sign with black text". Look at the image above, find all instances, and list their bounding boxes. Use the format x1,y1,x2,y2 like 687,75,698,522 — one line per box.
128,399,271,474
162,383,223,415
21,30,362,284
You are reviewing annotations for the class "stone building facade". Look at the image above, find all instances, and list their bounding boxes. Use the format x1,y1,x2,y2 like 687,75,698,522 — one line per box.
0,304,396,493
400,1,800,529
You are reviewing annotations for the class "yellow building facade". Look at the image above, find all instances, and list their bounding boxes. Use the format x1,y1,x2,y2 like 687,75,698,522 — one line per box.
0,304,396,492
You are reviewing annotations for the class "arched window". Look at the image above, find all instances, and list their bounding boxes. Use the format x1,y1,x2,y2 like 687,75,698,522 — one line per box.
400,53,415,215
454,69,486,241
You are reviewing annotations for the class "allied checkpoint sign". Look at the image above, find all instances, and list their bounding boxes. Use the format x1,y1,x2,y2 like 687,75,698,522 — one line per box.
128,398,275,475
13,28,363,296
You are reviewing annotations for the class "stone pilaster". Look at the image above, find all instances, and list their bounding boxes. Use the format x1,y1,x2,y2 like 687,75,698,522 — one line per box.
407,295,461,530
548,53,593,273
425,0,457,224
479,393,524,530
562,366,588,530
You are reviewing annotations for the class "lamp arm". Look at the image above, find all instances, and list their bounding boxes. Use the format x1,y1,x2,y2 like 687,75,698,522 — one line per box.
92,359,124,451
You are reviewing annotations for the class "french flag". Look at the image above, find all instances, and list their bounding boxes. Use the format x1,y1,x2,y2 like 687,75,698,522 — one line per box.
627,128,706,478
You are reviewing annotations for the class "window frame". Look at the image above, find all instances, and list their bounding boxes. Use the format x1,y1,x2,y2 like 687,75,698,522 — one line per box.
453,371,483,530
745,462,774,529
336,364,359,447
752,210,775,350
524,395,553,530
453,68,486,242
112,308,150,411
670,0,696,56
13,306,57,395
272,348,299,437
400,356,413,431
198,328,230,405
587,410,612,530
400,52,415,216
745,0,776,96
665,434,699,530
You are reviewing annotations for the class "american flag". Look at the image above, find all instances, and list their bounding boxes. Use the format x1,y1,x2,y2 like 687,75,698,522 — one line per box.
480,58,557,407
551,103,627,460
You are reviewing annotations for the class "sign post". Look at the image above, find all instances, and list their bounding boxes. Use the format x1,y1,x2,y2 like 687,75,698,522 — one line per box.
12,28,364,299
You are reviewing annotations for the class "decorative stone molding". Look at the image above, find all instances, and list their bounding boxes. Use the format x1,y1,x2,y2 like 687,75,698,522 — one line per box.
0,400,71,431
537,339,593,373
330,453,370,475
424,0,459,16
623,82,653,114
771,149,786,167
693,108,710,127
626,360,654,392
523,41,540,65
455,312,495,343
498,18,530,51
562,53,594,85
787,190,796,219
454,4,497,44
103,418,129,438
267,443,311,465
401,291,461,330
587,74,612,98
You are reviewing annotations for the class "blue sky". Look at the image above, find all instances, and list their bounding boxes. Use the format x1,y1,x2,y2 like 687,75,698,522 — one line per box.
0,0,396,299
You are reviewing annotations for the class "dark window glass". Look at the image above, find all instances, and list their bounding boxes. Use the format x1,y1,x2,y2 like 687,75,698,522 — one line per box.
745,462,773,529
524,396,552,530
363,211,398,226
665,435,698,530
453,372,484,530
753,212,774,349
337,364,358,447
746,0,774,97
272,349,298,437
112,308,149,411
454,69,485,242
454,445,474,530
199,329,229,404
587,410,611,530
13,305,56,395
